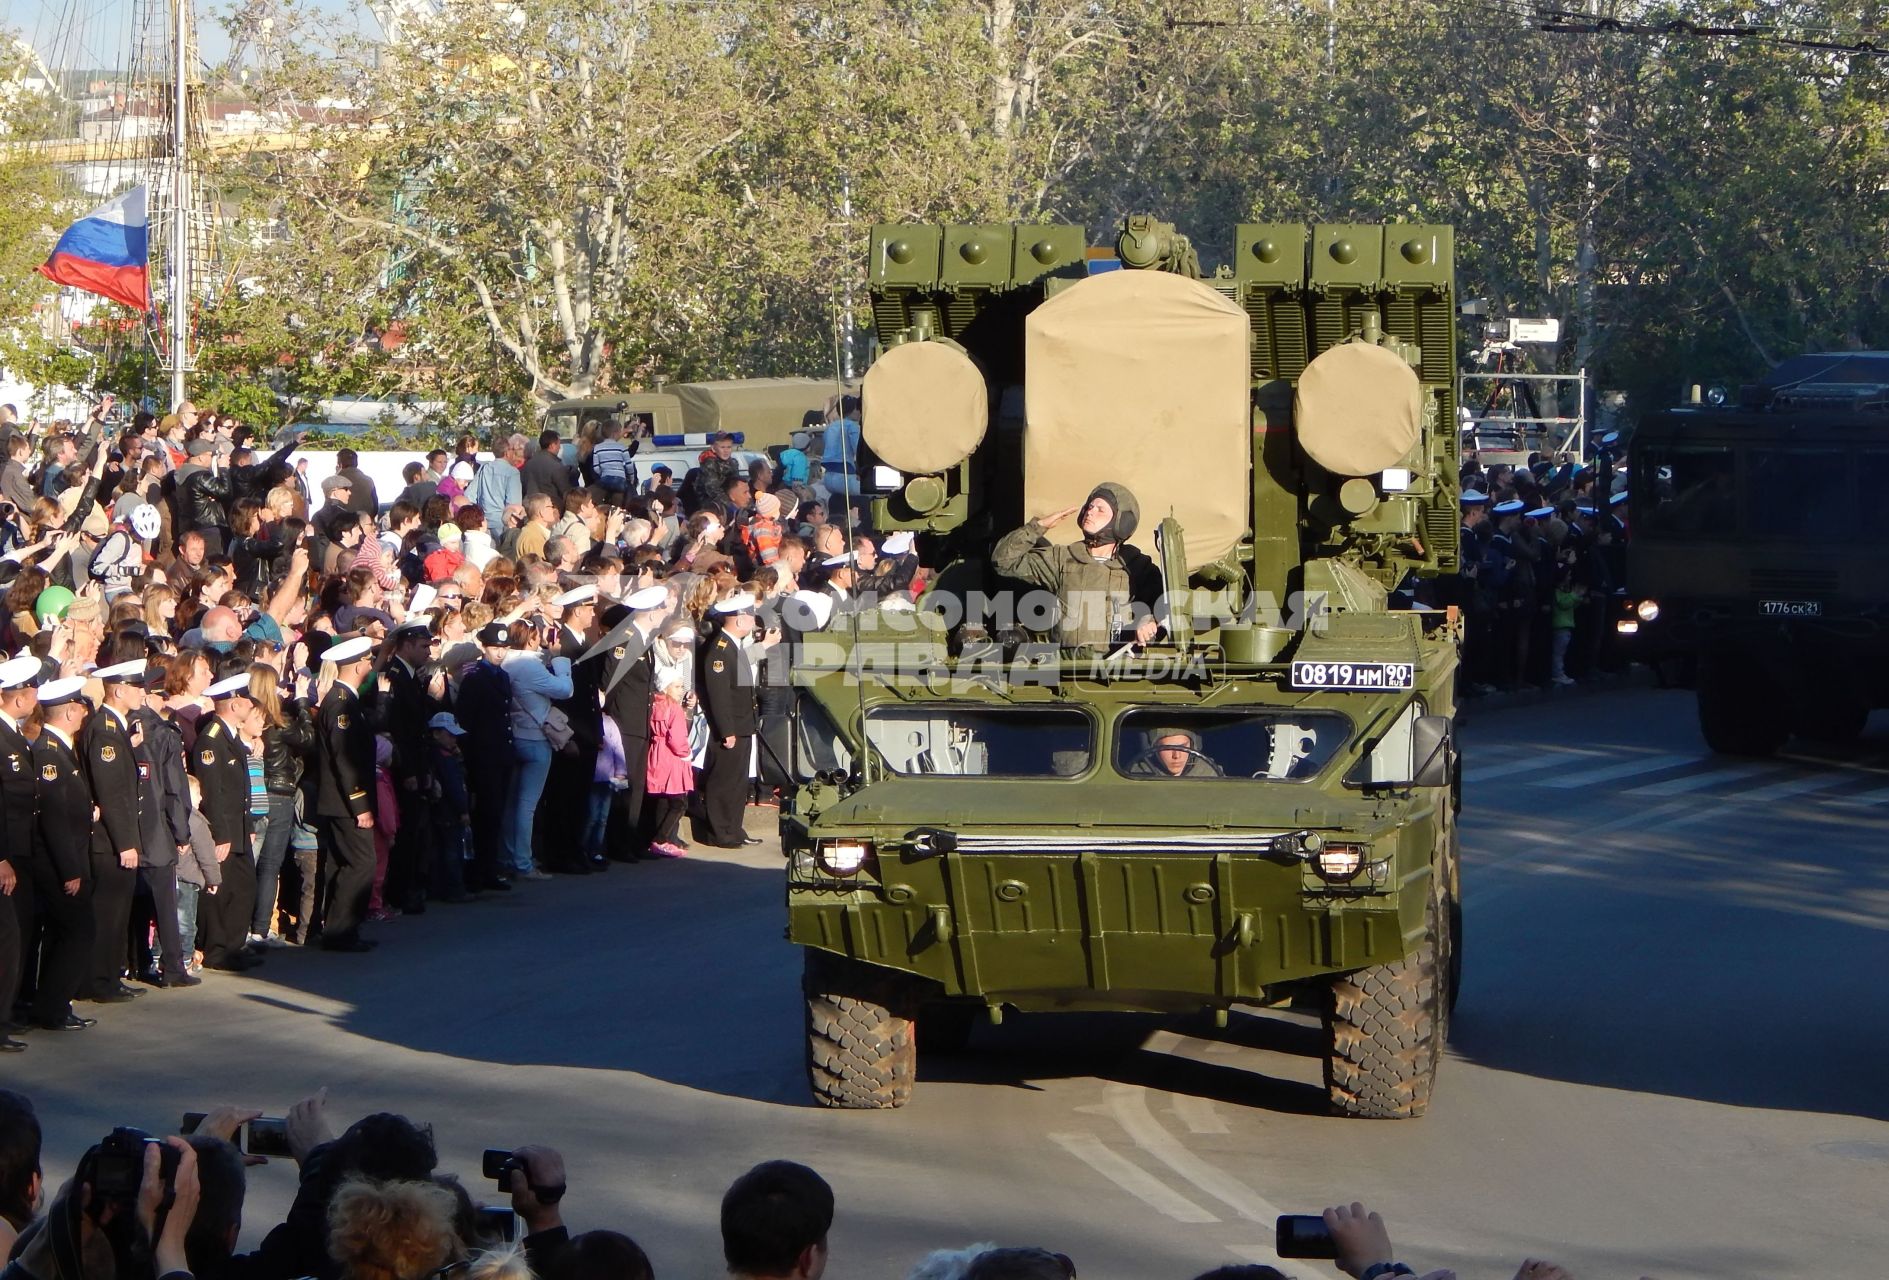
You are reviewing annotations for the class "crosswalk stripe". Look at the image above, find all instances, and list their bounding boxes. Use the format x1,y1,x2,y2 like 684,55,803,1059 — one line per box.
1463,748,1608,783
1835,786,1889,807
1628,761,1774,796
1735,772,1853,802
1532,752,1699,789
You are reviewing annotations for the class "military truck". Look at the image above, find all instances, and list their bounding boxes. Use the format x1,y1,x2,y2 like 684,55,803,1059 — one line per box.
540,377,838,451
782,215,1464,1119
1627,352,1889,755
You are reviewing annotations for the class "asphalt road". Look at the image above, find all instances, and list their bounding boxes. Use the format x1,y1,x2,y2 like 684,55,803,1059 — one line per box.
10,686,1888,1280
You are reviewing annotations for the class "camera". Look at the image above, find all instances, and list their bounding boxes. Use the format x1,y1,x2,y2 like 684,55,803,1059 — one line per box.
182,1112,294,1158
91,1127,177,1209
482,1149,563,1204
1275,1214,1337,1259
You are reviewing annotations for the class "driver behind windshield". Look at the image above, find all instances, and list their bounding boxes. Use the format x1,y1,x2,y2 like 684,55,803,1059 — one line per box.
1128,727,1221,778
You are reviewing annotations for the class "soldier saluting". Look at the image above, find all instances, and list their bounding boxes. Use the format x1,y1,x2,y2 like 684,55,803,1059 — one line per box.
28,677,96,1031
83,649,152,1004
0,655,42,1051
315,634,379,952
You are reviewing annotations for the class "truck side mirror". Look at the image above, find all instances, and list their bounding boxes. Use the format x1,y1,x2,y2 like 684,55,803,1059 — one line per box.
1409,715,1453,789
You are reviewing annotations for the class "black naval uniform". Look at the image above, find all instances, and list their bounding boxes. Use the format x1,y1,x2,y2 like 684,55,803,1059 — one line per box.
0,714,35,1026
190,710,255,969
81,704,142,998
315,680,376,946
603,627,656,857
694,624,758,848
29,727,94,1027
379,657,435,908
540,624,603,872
132,703,186,983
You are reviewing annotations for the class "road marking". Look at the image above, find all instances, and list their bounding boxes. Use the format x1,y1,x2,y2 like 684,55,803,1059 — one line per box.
1105,1082,1285,1227
1047,1132,1220,1224
1462,748,1603,783
1464,799,1702,907
1626,761,1774,795
1171,1093,1231,1135
1736,772,1854,802
1531,752,1699,788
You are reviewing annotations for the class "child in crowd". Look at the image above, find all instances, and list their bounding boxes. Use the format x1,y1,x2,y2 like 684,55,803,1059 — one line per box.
428,712,473,903
643,671,695,858
1551,566,1582,687
588,711,629,862
177,773,221,974
369,733,400,920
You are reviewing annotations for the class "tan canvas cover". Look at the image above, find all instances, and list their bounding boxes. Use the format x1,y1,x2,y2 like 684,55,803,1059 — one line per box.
1294,342,1422,477
675,378,839,446
1023,270,1251,570
861,341,989,474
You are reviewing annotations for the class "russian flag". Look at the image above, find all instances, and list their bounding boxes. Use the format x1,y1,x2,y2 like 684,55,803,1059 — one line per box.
37,185,151,314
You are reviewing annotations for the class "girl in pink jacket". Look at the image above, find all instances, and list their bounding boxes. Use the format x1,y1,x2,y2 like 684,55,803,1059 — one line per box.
644,672,695,858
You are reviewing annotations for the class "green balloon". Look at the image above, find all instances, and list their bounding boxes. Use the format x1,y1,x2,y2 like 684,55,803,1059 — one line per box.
34,585,74,623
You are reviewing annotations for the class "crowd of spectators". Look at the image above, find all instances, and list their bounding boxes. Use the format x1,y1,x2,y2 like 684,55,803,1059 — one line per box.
0,1088,1577,1280
0,394,925,1052
1434,446,1630,695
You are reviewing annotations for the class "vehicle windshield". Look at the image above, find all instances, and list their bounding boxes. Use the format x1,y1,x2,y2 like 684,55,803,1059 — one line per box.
1637,445,1734,536
1113,709,1350,781
863,705,1093,778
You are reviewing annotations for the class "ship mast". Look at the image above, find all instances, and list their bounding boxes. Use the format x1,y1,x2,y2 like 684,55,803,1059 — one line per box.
169,0,191,408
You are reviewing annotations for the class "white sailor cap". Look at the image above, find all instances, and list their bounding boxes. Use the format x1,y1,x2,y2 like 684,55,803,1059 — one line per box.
1525,506,1553,520
553,584,598,608
94,658,148,683
1599,431,1620,447
1459,490,1489,505
0,655,41,690
880,595,916,613
784,590,833,630
37,676,88,708
625,585,669,612
206,673,251,699
1492,499,1526,515
325,634,376,664
1609,490,1629,506
821,551,856,568
1575,504,1598,517
710,592,757,616
880,531,915,557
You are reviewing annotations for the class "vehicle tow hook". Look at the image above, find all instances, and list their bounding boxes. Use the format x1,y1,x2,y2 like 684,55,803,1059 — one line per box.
1234,911,1256,948
930,906,953,943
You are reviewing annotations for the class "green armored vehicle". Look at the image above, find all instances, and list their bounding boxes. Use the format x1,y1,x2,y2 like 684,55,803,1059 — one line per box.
1627,353,1889,755
782,216,1464,1118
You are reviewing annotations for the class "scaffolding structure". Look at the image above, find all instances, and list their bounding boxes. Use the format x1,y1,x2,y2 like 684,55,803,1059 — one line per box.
1458,369,1589,459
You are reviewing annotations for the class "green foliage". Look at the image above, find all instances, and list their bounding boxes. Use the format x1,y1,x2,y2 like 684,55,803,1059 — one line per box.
14,1,1883,426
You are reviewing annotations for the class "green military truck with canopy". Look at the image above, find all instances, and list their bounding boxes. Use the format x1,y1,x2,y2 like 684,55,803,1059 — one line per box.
1627,352,1889,755
541,377,837,451
782,215,1464,1118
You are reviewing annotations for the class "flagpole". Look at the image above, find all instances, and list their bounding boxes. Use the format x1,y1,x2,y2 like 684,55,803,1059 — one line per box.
169,0,190,410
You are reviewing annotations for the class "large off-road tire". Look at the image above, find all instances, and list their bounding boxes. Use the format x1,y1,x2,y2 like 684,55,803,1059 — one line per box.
1441,826,1463,1019
1323,888,1447,1119
917,1001,979,1055
1696,657,1788,757
803,950,916,1109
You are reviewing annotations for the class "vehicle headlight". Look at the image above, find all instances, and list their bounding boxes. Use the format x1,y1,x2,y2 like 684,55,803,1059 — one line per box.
814,840,873,877
869,465,904,492
1313,842,1366,883
1635,599,1660,623
1616,619,1640,635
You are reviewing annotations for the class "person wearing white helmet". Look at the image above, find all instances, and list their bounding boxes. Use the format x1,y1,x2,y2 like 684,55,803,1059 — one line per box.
88,498,160,599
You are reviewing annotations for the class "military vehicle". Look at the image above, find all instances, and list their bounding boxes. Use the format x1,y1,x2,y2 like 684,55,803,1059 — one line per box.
541,377,838,451
780,215,1465,1118
1627,352,1889,755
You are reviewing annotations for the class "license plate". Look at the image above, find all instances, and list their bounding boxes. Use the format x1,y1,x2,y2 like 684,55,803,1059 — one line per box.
1290,660,1415,690
1760,600,1821,617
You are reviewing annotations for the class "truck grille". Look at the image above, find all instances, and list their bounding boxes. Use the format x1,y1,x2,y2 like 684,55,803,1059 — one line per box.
955,832,1286,855
1749,568,1838,596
